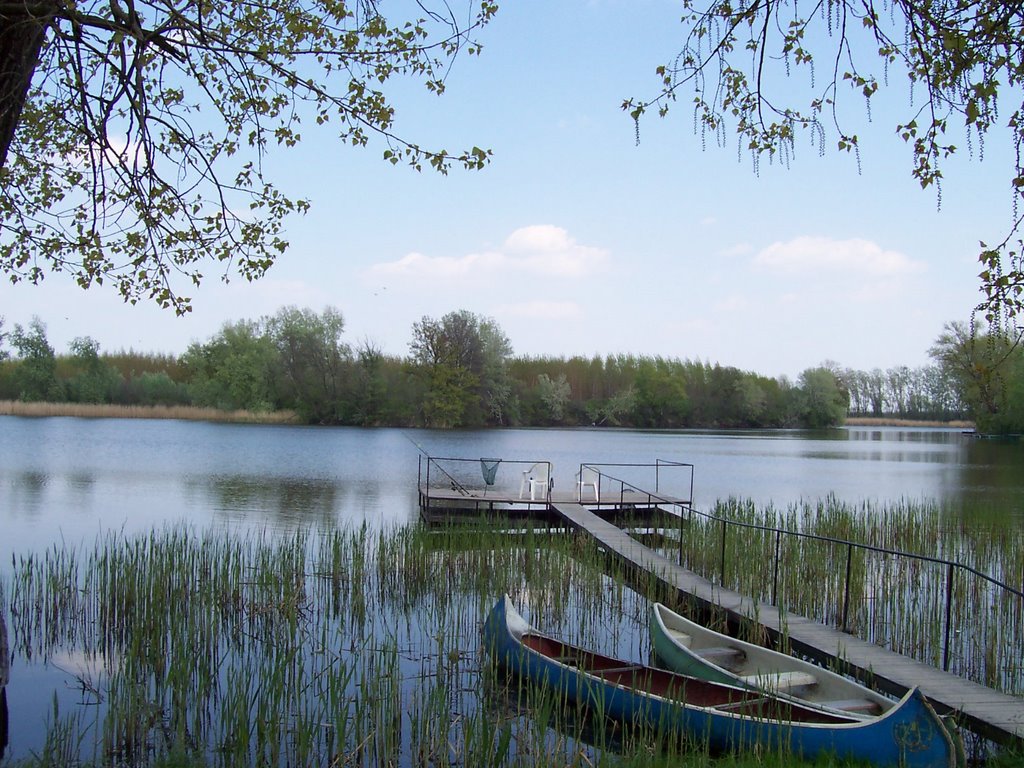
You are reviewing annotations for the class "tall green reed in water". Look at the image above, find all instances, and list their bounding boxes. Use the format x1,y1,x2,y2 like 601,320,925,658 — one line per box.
671,496,1024,697
1,523,685,768
3,515,1021,766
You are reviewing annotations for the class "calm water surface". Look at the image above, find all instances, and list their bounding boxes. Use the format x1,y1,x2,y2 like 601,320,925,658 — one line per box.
0,416,1022,764
1,416,1022,553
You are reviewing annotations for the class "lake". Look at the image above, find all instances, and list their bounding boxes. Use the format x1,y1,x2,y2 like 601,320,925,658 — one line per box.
1,416,1022,765
1,418,1022,556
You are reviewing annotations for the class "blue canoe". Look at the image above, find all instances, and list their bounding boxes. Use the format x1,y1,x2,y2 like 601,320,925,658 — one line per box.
483,595,958,768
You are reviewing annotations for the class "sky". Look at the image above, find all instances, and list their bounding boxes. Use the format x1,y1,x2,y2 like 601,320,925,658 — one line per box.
0,1,1011,380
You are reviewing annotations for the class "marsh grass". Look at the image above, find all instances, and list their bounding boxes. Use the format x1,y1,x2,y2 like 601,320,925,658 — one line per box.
668,497,1024,697
0,400,298,423
2,514,1014,767
0,524,707,768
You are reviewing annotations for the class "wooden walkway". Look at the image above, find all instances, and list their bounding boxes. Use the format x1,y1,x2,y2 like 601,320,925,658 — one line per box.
552,501,1024,748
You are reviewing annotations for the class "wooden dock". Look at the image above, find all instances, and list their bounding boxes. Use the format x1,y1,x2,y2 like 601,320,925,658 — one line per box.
418,486,683,528
551,501,1024,748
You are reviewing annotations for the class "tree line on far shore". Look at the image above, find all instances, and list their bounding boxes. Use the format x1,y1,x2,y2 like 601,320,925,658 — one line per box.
0,308,1019,433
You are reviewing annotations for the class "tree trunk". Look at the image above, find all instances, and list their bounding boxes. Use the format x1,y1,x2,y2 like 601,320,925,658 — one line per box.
0,7,53,169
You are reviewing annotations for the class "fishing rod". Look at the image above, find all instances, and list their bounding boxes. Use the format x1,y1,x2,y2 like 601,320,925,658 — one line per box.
403,432,470,496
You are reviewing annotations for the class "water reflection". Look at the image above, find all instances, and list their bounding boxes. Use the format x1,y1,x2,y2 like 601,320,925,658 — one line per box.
800,448,955,463
66,472,96,492
194,474,341,528
1,418,1022,545
0,688,7,762
1,613,8,761
842,427,967,443
14,470,49,490
6,471,49,515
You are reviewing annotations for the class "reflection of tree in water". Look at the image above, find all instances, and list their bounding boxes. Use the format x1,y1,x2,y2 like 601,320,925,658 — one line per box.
955,439,1024,515
203,474,341,526
66,472,96,492
1,613,8,760
8,471,49,514
0,687,7,761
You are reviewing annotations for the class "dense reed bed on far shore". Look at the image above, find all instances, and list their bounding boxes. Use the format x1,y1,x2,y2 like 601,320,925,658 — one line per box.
0,400,299,423
843,417,974,428
1,516,1019,767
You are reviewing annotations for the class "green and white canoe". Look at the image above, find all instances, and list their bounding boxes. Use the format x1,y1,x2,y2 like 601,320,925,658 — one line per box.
649,602,895,719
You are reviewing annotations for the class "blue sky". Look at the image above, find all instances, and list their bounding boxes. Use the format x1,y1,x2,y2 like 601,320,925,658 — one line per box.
1,0,1008,379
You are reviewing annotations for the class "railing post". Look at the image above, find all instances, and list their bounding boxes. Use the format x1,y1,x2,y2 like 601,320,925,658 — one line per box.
424,456,430,507
841,542,853,632
720,518,727,585
772,529,781,606
943,562,954,672
678,505,684,565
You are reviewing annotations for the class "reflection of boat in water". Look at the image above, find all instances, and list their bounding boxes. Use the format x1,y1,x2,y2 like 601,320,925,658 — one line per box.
484,595,959,768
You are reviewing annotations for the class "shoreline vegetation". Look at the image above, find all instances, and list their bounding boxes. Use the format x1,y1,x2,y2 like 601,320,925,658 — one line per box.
0,399,300,423
844,416,975,429
3,308,995,431
0,400,975,429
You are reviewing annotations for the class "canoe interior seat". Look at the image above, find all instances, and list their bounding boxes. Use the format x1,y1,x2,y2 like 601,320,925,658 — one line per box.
739,671,818,691
819,698,883,714
666,628,693,648
693,646,745,666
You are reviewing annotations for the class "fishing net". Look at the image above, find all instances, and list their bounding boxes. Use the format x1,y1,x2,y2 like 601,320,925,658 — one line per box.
480,458,501,489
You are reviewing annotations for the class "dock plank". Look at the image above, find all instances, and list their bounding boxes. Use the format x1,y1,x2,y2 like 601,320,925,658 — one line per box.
551,501,1024,747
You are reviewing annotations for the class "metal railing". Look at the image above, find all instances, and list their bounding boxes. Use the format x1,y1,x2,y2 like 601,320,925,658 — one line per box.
575,460,694,511
680,503,1024,675
417,455,554,504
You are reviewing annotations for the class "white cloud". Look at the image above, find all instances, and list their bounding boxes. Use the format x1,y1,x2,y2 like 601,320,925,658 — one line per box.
721,242,754,258
753,236,925,276
714,294,749,312
365,225,609,281
495,300,583,320
503,224,576,254
366,250,504,279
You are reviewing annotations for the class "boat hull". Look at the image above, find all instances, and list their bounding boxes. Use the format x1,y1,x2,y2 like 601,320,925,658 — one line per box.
649,602,894,717
484,595,956,768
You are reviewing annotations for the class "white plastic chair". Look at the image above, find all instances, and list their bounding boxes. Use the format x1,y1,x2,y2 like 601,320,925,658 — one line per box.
519,462,552,500
576,466,600,502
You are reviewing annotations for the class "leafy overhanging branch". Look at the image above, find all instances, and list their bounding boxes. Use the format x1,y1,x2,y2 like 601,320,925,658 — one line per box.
0,0,497,312
625,0,1024,329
